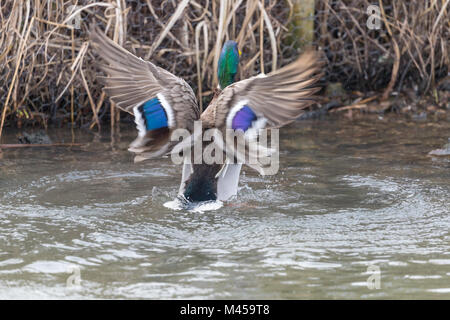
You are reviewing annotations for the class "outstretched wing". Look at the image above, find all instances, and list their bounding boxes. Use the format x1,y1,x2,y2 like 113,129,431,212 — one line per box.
201,50,323,174
90,26,200,162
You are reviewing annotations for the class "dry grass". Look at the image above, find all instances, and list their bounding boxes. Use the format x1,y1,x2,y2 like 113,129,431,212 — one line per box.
318,0,449,97
0,0,448,138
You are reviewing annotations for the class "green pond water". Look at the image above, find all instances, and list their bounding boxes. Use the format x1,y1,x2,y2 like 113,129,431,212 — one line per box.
0,116,449,299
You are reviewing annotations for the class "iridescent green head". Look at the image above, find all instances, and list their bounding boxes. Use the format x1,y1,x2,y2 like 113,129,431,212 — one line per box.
218,40,241,89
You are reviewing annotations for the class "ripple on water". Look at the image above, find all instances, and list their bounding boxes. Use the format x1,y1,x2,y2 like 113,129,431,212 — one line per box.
22,261,78,274
0,122,449,299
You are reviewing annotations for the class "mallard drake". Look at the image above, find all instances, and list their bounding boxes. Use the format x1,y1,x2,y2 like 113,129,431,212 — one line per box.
90,26,322,203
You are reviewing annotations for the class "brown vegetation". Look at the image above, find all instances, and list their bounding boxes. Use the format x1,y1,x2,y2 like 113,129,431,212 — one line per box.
0,0,448,138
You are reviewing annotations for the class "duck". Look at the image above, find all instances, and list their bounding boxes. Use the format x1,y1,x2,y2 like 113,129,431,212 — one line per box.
89,26,322,203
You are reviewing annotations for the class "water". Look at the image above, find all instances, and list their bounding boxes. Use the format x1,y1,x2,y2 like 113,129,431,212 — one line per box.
0,115,449,299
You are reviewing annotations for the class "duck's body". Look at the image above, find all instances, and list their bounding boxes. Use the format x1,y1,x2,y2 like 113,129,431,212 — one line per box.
90,26,322,203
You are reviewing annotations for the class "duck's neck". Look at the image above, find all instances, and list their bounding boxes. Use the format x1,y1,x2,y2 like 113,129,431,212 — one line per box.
183,164,222,202
218,49,239,89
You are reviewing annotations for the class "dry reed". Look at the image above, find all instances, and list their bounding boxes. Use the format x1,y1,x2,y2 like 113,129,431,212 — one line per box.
0,0,448,139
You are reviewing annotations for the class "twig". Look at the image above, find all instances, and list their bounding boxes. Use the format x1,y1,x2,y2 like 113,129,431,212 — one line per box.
145,0,190,59
0,143,83,149
0,16,35,142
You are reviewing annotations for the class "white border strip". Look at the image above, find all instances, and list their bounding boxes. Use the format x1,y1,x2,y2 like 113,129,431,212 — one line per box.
226,99,248,129
133,105,147,137
157,93,175,128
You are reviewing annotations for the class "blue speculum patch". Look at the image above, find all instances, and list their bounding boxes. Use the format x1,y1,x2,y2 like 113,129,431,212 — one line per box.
232,105,257,131
141,98,168,130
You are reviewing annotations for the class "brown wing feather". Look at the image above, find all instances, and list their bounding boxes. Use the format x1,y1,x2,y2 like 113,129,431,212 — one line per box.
89,25,200,121
89,25,200,161
202,50,323,129
200,50,323,175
